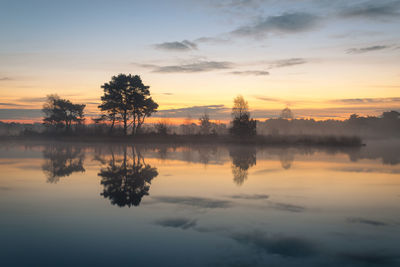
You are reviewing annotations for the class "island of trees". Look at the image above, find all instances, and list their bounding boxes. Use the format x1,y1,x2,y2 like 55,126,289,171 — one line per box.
1,73,400,146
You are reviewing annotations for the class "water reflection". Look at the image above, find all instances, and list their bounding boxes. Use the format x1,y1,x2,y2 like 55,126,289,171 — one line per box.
41,145,85,183
97,146,158,207
229,146,256,185
1,141,399,267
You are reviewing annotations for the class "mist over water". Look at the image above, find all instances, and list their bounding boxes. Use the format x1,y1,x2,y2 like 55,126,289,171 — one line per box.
0,141,399,267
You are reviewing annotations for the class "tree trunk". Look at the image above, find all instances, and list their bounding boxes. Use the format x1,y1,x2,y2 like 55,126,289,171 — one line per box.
109,117,115,134
123,111,127,135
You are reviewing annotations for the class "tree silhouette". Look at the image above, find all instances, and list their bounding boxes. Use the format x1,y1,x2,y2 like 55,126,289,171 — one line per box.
42,94,85,132
280,107,294,120
229,146,256,185
199,113,212,135
98,74,158,135
98,146,158,207
230,95,256,137
42,145,85,183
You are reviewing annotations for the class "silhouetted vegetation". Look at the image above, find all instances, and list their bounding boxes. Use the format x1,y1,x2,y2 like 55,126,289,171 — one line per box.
97,74,158,135
42,95,85,132
199,113,212,135
2,75,400,147
98,146,158,207
230,95,256,137
258,110,400,138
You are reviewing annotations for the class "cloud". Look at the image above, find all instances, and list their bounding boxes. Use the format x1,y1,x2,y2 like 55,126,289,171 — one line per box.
339,251,399,265
0,103,24,107
155,217,197,229
154,40,197,51
232,231,317,258
332,97,400,104
346,217,387,226
194,36,231,44
229,194,269,200
232,12,320,37
229,70,269,76
0,77,12,81
0,109,42,120
141,60,234,73
0,186,12,191
336,166,400,174
155,104,230,119
17,97,47,102
269,202,306,212
255,97,282,103
153,196,232,208
269,58,307,68
340,1,400,19
346,45,391,54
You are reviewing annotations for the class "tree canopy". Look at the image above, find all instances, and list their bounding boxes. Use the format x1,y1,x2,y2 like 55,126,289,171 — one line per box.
230,95,256,137
42,94,85,131
98,74,158,135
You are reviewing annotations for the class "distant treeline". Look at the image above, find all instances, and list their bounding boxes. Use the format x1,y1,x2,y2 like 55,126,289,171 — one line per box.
0,73,398,140
1,110,399,139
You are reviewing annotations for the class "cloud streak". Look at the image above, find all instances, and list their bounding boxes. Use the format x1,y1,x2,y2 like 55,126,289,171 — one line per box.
153,196,232,208
340,1,400,19
141,61,234,73
346,217,387,226
155,105,229,119
229,194,269,200
346,45,391,54
269,58,307,68
232,12,320,37
229,70,269,76
232,231,317,258
155,217,197,229
154,40,197,51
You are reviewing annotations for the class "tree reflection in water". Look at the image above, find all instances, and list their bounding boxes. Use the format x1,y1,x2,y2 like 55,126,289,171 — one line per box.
98,146,158,207
229,146,256,185
279,149,295,170
42,145,85,183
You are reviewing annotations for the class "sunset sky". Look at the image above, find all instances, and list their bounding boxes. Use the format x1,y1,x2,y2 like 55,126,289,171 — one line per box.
0,0,399,123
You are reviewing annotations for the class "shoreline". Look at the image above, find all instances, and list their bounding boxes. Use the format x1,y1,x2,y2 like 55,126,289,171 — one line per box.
0,134,364,147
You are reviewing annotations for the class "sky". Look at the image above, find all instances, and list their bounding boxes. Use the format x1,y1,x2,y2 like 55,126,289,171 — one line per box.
0,0,400,123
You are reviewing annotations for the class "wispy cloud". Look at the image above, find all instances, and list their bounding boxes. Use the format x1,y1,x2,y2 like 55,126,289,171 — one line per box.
232,231,317,258
141,60,234,73
152,196,232,208
154,40,197,51
155,217,197,229
269,58,307,68
346,217,387,226
340,1,400,19
346,45,391,54
229,194,269,200
269,202,306,212
0,109,43,119
17,97,47,102
339,251,399,265
229,70,269,76
0,102,24,107
155,105,229,119
232,12,320,37
194,36,231,44
0,77,12,81
333,97,400,104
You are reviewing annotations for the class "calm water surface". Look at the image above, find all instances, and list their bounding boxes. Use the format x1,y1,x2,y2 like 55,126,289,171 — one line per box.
1,141,399,266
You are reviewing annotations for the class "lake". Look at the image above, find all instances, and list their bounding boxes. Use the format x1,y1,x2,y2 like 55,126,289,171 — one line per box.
1,140,399,266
